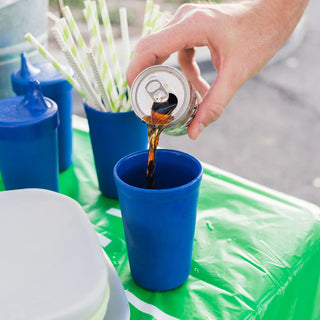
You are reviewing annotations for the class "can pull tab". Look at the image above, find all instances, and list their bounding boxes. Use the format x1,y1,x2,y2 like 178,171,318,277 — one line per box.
145,78,169,103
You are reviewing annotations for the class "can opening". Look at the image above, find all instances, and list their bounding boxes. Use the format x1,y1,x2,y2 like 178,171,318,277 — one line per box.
152,93,178,116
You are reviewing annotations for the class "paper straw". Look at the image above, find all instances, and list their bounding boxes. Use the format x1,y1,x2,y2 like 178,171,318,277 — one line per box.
149,4,161,31
52,26,96,95
83,1,118,108
152,11,164,32
144,27,153,37
113,7,131,111
63,47,105,111
62,5,99,91
92,0,99,22
87,49,112,112
116,83,129,111
53,18,86,73
127,1,155,73
24,32,83,95
47,11,59,23
119,7,130,73
83,1,103,94
83,1,101,62
98,0,124,90
62,6,90,68
123,86,132,111
115,79,129,111
142,0,153,36
52,25,104,111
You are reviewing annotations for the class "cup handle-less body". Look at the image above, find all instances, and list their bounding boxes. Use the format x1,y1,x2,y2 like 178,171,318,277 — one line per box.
114,149,202,290
84,102,148,199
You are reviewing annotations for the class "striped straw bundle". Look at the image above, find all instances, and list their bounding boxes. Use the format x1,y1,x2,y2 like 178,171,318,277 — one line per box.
25,0,168,112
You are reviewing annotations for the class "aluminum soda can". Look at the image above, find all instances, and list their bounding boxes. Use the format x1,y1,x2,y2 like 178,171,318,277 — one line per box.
131,65,199,136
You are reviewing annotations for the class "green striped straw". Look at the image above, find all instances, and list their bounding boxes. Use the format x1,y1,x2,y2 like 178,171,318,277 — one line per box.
83,1,101,62
63,46,105,111
53,18,86,73
143,27,153,37
119,7,130,69
150,5,164,32
122,84,132,111
62,6,90,68
62,5,99,91
83,1,118,101
127,0,156,85
149,4,160,31
98,0,128,110
142,0,153,36
98,0,124,92
118,7,131,109
113,7,132,111
115,79,129,111
24,32,83,96
87,49,112,112
92,0,99,23
47,11,59,23
83,1,118,109
52,26,104,111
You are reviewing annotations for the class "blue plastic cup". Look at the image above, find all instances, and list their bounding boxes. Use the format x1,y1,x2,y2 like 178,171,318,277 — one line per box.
0,80,59,191
114,149,203,291
84,102,148,199
11,53,73,171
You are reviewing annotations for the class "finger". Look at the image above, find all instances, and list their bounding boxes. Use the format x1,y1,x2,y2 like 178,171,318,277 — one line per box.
187,67,240,140
164,3,197,27
178,48,210,97
126,21,208,86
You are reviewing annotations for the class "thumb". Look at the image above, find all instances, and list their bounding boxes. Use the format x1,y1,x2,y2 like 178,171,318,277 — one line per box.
187,67,242,140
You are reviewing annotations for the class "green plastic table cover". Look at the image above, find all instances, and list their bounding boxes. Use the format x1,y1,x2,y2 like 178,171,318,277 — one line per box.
1,116,320,320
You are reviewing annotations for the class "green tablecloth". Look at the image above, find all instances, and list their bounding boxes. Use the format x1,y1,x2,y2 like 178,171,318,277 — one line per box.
3,116,320,319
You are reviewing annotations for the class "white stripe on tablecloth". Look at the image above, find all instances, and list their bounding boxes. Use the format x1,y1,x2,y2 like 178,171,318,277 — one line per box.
126,291,180,320
96,232,111,247
106,208,122,218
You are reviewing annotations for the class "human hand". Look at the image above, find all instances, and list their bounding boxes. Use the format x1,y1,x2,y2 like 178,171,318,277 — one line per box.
127,0,308,139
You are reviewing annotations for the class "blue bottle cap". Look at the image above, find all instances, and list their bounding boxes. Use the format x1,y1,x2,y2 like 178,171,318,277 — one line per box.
0,80,59,140
11,53,72,95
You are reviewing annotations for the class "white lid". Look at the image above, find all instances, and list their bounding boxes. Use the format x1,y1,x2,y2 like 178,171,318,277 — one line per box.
0,189,109,320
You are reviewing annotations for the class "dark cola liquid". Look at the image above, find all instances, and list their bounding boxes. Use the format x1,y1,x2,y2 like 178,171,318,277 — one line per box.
144,93,178,188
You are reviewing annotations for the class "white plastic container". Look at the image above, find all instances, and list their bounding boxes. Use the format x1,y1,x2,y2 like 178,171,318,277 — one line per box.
0,189,129,320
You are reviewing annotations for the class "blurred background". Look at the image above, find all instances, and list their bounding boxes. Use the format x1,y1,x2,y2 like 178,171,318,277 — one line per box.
1,0,319,205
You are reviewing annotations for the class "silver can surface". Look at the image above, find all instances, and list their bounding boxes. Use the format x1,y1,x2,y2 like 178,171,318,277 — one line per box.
131,65,198,136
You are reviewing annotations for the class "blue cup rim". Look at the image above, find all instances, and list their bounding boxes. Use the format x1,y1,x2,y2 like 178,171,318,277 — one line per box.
114,149,203,194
